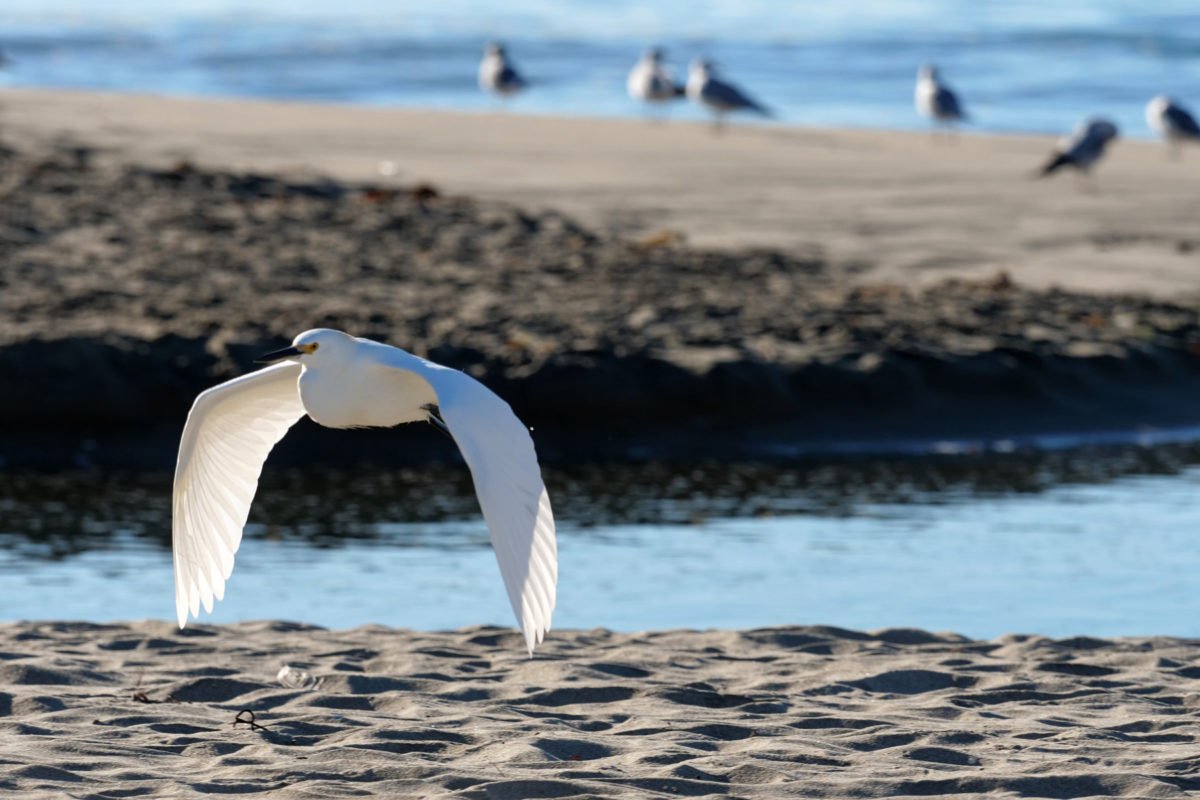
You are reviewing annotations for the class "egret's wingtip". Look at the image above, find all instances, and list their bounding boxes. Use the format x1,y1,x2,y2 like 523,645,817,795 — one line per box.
522,626,548,657
175,600,189,630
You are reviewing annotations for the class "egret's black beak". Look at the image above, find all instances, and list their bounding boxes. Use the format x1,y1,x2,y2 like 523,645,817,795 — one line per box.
255,345,304,365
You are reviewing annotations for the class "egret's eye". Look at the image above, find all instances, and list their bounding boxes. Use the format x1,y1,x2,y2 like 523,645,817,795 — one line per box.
299,343,319,355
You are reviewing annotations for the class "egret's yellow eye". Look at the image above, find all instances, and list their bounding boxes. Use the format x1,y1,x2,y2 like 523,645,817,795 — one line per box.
300,343,319,354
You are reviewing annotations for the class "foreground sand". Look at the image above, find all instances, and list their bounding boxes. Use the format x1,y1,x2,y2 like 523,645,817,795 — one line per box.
2,622,1198,798
3,89,1200,298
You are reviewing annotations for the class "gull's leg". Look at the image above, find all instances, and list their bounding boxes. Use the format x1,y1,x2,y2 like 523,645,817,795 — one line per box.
422,403,453,439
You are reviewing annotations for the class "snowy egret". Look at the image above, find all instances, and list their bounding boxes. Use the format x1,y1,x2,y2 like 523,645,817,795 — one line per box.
479,42,527,99
686,59,772,131
1146,96,1200,160
1037,118,1118,184
628,48,685,109
172,329,557,654
915,65,967,133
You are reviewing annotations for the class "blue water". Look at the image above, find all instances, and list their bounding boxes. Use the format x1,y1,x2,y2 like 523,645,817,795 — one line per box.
2,1,1199,136
4,451,1200,638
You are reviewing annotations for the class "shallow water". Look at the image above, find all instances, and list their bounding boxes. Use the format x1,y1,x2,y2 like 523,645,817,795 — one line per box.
2,1,1198,137
4,445,1200,638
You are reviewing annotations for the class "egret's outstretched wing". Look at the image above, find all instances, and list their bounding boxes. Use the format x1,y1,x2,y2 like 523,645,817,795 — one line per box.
172,362,305,627
376,349,556,654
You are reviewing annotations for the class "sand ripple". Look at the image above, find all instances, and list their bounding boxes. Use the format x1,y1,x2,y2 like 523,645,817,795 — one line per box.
2,622,1200,797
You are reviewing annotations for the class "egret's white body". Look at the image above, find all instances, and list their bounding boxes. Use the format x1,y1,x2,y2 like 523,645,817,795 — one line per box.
686,59,771,130
479,43,527,98
628,49,681,105
172,329,557,654
1146,95,1200,158
915,65,966,127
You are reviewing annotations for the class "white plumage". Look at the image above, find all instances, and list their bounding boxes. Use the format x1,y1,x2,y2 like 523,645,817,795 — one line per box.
1146,96,1200,141
478,42,527,98
1146,96,1200,159
915,64,966,126
172,328,557,654
628,48,681,104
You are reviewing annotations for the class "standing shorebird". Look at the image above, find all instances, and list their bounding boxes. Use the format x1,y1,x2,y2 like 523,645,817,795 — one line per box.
172,329,557,655
628,47,685,116
1037,118,1119,189
686,59,772,132
478,42,527,101
1146,96,1200,160
915,64,967,137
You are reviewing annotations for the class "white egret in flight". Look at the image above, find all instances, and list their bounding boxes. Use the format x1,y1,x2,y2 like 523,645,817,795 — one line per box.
172,329,557,654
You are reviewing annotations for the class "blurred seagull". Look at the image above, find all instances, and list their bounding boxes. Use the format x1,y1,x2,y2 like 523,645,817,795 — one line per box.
686,59,772,132
1038,118,1118,187
172,329,557,655
915,64,966,134
628,47,685,112
479,42,527,99
1146,96,1200,159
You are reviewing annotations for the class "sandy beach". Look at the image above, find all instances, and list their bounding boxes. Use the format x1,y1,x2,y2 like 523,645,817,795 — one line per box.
2,90,1200,464
4,91,1200,798
4,88,1200,298
1,621,1198,798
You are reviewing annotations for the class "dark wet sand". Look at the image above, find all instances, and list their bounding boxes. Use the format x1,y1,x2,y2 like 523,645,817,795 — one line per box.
3,140,1200,466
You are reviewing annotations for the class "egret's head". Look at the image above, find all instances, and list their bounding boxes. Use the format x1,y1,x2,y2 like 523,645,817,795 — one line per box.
256,329,354,365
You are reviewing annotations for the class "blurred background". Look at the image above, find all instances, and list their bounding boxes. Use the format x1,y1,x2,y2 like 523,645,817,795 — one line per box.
2,1,1200,641
1,0,1199,134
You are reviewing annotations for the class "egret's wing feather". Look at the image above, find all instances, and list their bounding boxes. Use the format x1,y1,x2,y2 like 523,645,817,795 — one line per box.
172,362,305,627
375,351,556,653
437,371,555,654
